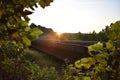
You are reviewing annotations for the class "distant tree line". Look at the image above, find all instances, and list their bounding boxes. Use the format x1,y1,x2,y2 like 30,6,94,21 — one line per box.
59,26,110,41
30,23,110,41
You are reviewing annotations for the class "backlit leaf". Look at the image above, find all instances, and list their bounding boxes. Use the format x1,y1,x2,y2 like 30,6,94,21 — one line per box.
75,60,82,69
88,42,103,52
75,57,95,69
83,77,91,80
81,58,89,63
22,36,31,46
83,64,91,69
29,28,43,40
39,0,53,8
106,41,115,50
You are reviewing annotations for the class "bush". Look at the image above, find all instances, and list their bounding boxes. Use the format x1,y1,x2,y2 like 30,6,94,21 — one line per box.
63,21,120,80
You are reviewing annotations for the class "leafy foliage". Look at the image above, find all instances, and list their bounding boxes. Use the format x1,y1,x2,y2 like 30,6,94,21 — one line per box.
88,42,103,53
0,0,53,79
25,50,65,80
63,21,120,80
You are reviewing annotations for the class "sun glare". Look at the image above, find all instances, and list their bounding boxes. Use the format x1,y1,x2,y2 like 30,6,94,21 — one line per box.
57,32,62,36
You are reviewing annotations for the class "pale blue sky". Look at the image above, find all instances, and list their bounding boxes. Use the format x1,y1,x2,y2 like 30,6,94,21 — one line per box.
28,0,120,33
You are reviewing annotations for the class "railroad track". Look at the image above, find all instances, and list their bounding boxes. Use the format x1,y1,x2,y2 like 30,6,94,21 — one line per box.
31,39,97,63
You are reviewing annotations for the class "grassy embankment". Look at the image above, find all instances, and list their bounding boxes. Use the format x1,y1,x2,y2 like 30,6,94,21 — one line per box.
25,49,65,78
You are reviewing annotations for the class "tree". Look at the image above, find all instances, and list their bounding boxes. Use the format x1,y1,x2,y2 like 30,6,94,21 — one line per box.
0,0,53,79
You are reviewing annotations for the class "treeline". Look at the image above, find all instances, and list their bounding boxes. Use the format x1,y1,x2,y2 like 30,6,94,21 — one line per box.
30,23,110,41
59,26,110,41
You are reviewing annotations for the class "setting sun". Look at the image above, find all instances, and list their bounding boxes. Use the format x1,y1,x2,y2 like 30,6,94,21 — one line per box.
56,32,63,36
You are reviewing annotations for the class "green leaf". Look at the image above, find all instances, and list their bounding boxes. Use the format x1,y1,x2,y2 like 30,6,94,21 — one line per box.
81,58,89,63
107,21,120,40
95,53,108,66
22,36,31,46
88,57,96,65
39,0,53,8
75,57,95,69
11,41,18,47
25,26,31,31
29,28,43,40
88,42,103,52
106,41,115,50
18,21,28,27
75,60,82,69
83,64,91,69
83,77,91,80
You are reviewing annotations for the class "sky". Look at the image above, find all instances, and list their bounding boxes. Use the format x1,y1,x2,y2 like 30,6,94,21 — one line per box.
28,0,120,33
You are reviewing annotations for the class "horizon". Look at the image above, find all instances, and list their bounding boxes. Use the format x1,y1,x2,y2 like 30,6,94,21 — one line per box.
28,0,120,33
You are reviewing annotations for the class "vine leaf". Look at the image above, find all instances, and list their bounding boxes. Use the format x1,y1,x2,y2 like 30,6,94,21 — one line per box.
83,77,91,80
106,41,115,50
75,57,96,69
29,27,43,40
39,0,53,8
22,36,31,46
88,42,103,53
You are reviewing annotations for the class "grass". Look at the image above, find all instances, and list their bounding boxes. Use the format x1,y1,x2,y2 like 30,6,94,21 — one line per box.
24,49,65,79
25,49,62,68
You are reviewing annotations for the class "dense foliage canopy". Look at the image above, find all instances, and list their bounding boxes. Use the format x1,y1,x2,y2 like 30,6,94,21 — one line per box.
0,0,55,80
